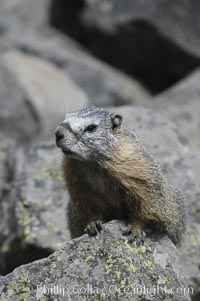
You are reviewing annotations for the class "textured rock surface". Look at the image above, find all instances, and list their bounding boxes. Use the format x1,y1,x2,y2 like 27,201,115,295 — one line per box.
0,134,17,275
16,143,70,251
0,222,192,301
0,134,16,201
149,69,200,149
0,142,70,276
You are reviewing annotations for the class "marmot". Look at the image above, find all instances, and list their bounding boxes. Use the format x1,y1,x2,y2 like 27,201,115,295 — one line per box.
55,105,185,244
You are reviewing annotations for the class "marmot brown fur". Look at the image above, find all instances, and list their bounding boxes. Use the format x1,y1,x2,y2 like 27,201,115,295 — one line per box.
55,105,185,244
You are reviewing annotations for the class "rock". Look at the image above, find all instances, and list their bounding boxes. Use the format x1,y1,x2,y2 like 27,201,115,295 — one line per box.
0,0,49,32
0,141,70,276
149,68,200,149
0,221,192,301
0,54,39,142
0,133,17,275
0,134,16,201
82,0,200,60
0,45,86,273
16,142,70,251
6,28,150,106
180,222,200,301
0,1,198,299
50,0,200,93
0,50,88,140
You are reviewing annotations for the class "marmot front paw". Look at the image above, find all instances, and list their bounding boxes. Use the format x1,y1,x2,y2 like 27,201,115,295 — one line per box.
123,223,146,243
84,220,103,237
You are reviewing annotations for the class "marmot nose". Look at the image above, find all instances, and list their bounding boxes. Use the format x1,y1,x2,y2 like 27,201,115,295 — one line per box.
55,126,64,144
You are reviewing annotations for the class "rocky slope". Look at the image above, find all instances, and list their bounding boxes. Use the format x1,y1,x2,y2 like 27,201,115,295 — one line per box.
0,1,199,300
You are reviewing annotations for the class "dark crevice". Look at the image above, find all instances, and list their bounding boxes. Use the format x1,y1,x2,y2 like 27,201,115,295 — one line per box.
0,239,52,276
49,0,85,42
49,0,200,94
192,292,200,301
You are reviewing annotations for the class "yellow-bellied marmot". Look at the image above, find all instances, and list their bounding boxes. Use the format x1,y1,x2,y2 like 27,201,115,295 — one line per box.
55,105,185,244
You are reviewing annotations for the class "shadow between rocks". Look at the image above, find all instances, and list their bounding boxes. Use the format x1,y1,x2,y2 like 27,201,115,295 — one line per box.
49,0,200,94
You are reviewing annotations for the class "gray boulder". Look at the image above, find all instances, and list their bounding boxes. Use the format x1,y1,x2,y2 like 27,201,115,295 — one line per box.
16,143,70,251
0,54,39,142
0,133,17,275
149,68,200,149
0,0,49,33
5,28,150,106
0,141,70,276
0,50,88,140
0,134,16,201
0,221,192,301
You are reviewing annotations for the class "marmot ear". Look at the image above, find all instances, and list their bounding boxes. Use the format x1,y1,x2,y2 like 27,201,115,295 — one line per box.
110,113,122,130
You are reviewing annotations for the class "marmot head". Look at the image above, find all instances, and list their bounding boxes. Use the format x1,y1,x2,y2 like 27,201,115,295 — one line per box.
55,105,122,161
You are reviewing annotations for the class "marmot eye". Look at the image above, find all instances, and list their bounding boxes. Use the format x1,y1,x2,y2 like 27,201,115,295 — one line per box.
85,124,97,132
